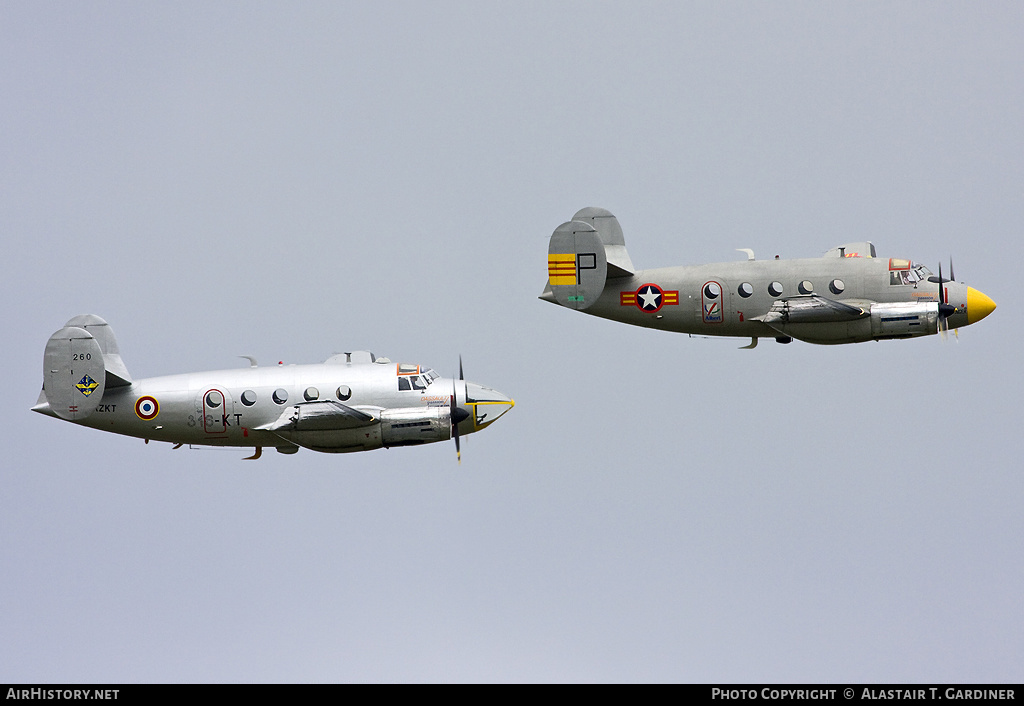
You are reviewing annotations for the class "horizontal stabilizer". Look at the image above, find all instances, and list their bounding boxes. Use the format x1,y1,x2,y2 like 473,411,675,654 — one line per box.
43,326,106,420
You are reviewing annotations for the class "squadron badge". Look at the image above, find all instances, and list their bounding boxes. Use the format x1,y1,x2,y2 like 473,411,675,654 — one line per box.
76,375,99,396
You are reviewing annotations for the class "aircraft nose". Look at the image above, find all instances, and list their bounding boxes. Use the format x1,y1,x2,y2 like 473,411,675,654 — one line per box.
464,381,515,431
966,287,997,325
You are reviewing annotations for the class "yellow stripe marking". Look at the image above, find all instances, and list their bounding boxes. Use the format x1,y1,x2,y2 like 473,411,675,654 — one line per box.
548,254,577,285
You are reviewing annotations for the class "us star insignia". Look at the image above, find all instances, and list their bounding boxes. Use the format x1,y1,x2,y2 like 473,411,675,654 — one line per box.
620,284,679,313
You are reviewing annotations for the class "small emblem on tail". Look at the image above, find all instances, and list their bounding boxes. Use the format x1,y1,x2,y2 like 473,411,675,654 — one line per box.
76,375,99,396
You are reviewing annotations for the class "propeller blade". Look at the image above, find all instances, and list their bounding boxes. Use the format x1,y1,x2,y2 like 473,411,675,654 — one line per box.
449,366,471,464
936,262,955,319
451,379,461,464
948,257,959,341
459,355,464,381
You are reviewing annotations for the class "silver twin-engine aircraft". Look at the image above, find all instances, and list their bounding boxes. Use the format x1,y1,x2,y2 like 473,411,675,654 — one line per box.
542,207,997,347
33,315,514,460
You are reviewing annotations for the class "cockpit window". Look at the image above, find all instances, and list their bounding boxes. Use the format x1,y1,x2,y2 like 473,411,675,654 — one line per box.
398,363,434,391
889,259,932,286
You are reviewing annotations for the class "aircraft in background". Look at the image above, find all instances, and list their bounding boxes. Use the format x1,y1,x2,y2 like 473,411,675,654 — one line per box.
33,315,513,460
541,207,996,347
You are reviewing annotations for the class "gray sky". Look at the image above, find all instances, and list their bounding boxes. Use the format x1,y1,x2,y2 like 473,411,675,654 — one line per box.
2,1,1021,683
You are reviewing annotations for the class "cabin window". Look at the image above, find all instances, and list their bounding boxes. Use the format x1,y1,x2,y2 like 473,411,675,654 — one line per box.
398,377,411,391
799,280,813,295
273,389,288,405
337,385,352,401
737,282,753,298
829,279,845,295
768,281,784,297
241,390,257,406
304,387,319,401
703,282,721,299
205,392,221,408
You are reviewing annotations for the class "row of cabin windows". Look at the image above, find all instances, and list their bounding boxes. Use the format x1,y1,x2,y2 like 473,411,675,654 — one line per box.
210,385,354,409
208,371,437,409
703,279,846,300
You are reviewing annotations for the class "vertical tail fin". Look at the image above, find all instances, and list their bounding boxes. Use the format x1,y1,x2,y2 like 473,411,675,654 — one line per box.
42,326,106,420
37,315,132,420
542,207,635,310
545,220,607,310
570,207,635,277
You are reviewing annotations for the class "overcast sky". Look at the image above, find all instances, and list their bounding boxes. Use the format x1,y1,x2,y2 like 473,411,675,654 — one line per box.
2,1,1022,683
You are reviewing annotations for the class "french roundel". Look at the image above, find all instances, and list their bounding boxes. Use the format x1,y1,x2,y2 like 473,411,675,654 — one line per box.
135,395,160,420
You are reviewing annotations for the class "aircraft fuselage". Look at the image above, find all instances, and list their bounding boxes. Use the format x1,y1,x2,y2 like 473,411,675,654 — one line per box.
585,256,974,340
34,316,513,457
542,207,996,345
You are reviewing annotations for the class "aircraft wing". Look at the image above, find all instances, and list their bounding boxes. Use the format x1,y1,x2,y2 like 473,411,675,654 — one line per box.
753,295,869,325
256,400,377,432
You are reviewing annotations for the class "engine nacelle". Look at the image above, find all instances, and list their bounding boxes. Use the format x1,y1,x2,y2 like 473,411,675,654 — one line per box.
381,407,452,447
869,301,939,339
768,301,939,344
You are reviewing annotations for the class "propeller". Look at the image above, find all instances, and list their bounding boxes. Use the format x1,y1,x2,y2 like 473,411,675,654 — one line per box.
450,356,469,463
929,260,957,339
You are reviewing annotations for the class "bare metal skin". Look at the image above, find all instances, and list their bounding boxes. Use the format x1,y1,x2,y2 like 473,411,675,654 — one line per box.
33,315,513,460
542,207,996,346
